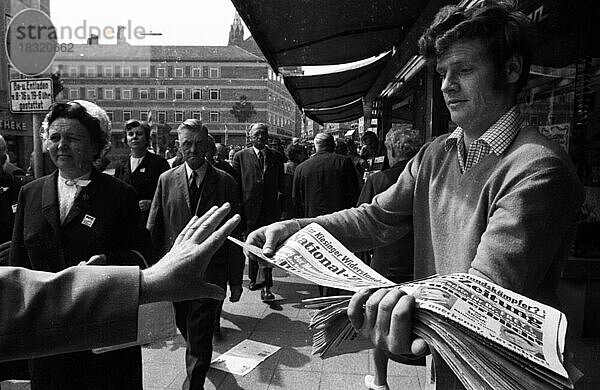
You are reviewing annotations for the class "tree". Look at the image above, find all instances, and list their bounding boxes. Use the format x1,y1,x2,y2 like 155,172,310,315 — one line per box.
230,95,256,144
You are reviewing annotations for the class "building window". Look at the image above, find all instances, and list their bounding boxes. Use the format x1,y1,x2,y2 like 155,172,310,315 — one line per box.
122,89,132,99
103,66,114,77
175,67,184,78
192,111,202,120
139,67,149,77
86,66,96,77
68,67,77,77
69,89,78,99
86,88,96,99
140,112,149,121
192,67,201,78
209,112,220,122
123,111,132,121
175,89,184,100
157,68,166,77
122,67,131,77
104,88,114,99
140,89,149,99
192,89,201,100
209,89,220,100
106,111,114,121
209,67,219,78
157,111,167,123
157,89,166,100
175,111,184,123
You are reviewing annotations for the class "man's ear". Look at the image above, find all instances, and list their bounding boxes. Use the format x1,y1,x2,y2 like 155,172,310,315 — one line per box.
505,54,523,84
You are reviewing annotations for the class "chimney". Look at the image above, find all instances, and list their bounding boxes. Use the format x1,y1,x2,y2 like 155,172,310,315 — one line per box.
117,26,126,44
87,34,99,45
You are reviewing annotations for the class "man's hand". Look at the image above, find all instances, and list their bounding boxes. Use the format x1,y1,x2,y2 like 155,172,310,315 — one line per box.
140,203,241,304
245,220,301,258
229,284,242,302
347,287,428,357
138,199,152,212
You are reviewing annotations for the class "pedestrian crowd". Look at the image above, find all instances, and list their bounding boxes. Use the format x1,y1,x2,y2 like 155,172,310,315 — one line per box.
0,2,586,390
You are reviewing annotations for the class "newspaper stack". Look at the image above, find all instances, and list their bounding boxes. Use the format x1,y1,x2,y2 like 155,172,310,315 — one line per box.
229,223,574,390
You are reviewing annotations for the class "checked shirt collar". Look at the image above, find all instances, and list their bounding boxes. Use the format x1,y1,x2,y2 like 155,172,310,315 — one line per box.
444,106,523,173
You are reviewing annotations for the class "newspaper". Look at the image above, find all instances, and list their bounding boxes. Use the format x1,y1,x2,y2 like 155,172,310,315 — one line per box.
228,223,573,389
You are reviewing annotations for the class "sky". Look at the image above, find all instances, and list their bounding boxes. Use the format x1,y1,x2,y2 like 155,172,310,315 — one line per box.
49,0,249,46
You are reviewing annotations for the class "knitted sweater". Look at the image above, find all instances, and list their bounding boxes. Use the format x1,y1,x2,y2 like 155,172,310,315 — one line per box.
315,126,584,308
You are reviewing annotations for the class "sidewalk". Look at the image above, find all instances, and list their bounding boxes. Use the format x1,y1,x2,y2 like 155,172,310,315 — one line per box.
142,268,427,390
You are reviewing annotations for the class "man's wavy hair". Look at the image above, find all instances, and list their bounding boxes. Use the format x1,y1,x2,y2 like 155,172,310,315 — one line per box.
418,0,533,91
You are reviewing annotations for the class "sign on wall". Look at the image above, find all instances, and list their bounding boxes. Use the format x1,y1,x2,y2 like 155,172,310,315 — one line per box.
9,78,53,113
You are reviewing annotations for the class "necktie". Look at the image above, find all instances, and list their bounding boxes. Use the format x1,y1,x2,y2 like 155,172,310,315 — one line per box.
189,170,200,210
258,150,265,172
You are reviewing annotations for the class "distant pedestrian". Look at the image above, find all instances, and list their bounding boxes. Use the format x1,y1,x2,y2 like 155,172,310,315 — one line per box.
232,123,284,302
292,132,360,296
281,143,306,219
358,125,423,390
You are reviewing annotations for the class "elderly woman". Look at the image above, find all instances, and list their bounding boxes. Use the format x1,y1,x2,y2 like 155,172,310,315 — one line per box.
9,100,151,390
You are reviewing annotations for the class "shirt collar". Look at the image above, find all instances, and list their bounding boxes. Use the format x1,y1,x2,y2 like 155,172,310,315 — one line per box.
444,105,523,155
58,171,92,187
185,160,208,181
253,146,266,157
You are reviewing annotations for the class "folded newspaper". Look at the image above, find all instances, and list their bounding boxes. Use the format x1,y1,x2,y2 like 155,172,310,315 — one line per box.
229,223,573,390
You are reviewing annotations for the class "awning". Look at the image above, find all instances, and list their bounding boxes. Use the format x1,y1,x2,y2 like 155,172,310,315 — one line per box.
231,0,429,72
304,99,364,125
344,130,356,137
284,52,391,110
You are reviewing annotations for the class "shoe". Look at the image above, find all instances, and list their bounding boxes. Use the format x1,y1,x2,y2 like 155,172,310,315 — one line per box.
248,281,262,291
261,288,275,302
364,375,389,390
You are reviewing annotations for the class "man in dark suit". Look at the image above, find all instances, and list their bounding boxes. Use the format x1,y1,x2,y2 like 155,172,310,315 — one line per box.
114,120,170,222
292,132,360,296
147,119,243,390
293,133,360,219
231,123,284,302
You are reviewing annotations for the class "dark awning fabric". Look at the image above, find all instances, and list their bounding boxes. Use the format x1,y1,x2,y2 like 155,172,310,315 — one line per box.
284,53,391,110
304,100,364,125
231,0,428,71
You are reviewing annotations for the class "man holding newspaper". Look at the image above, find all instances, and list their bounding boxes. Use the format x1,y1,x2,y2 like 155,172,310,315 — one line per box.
247,2,584,389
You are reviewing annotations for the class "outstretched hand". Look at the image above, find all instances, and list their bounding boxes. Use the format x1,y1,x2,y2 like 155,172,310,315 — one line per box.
347,287,429,358
245,220,301,262
140,203,241,304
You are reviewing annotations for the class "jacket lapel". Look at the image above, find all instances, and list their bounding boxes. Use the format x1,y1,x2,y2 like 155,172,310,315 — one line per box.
41,171,61,235
175,164,192,213
197,163,216,214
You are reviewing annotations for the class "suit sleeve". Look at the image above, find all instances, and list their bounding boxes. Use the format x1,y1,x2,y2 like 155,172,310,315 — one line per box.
146,174,166,264
8,187,30,268
291,166,304,217
357,175,376,206
231,151,242,184
225,177,244,287
0,266,139,362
